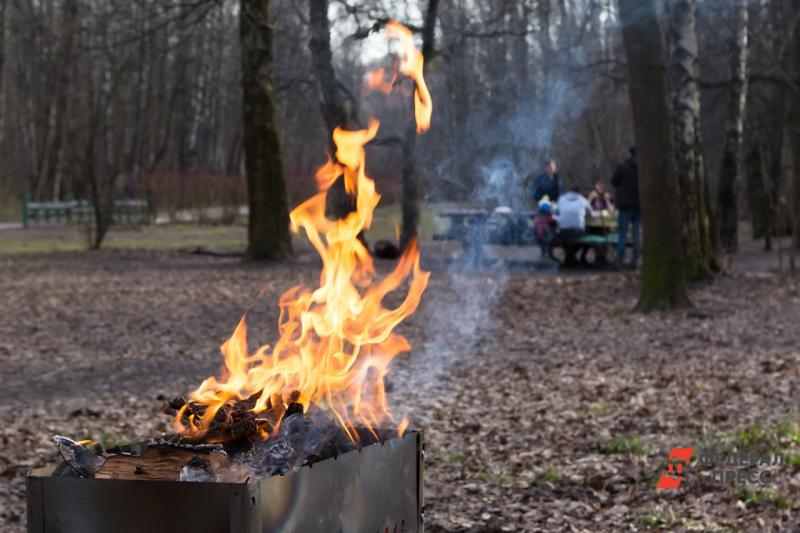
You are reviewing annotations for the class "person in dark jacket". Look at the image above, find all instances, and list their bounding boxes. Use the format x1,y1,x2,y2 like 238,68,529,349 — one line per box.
529,159,561,203
611,147,640,267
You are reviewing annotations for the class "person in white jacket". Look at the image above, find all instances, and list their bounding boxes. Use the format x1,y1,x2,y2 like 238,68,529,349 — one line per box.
555,186,592,266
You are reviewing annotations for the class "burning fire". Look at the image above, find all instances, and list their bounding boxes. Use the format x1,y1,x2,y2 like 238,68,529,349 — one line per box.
364,21,432,134
179,21,431,442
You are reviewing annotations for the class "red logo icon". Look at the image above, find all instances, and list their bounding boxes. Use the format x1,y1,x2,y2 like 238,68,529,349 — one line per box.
656,448,694,489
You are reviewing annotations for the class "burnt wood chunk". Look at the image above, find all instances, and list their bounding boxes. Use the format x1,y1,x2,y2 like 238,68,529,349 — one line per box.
241,389,263,410
230,418,258,441
96,447,201,481
167,389,314,443
168,395,187,410
285,402,303,418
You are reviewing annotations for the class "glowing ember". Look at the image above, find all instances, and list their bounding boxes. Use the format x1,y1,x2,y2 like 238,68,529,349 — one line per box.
179,21,431,443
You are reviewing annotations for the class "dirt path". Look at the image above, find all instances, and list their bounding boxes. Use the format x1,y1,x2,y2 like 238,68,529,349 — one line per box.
1,248,800,531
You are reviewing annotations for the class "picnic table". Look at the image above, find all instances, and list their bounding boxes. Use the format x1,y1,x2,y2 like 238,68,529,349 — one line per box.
582,210,618,265
433,207,624,265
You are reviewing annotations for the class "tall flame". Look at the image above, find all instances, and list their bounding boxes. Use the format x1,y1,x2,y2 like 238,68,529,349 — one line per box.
181,21,431,441
364,20,432,133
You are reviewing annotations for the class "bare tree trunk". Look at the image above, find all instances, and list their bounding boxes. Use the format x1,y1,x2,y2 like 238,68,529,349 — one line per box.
174,35,192,175
83,63,113,250
745,139,773,250
442,1,472,199
308,0,353,219
717,0,749,255
537,0,553,90
761,0,789,255
240,0,291,260
790,0,800,267
308,0,348,139
619,0,692,310
0,0,6,146
47,0,77,201
669,0,715,279
400,0,438,250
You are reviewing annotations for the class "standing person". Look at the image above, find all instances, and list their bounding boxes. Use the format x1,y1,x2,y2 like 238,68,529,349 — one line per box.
555,185,592,266
529,159,562,203
611,147,641,267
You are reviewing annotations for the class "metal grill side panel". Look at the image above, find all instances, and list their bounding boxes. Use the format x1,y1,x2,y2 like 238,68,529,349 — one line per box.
259,432,421,532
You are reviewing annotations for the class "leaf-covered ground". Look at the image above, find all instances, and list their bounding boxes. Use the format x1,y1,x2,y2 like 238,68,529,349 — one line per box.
1,245,800,532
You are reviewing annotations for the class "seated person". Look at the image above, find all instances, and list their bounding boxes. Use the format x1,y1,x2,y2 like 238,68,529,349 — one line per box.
533,200,557,261
587,180,614,212
555,186,592,266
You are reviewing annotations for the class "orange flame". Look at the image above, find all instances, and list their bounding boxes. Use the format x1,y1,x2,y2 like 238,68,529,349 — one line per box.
363,21,432,133
364,67,397,95
397,416,410,438
181,21,430,442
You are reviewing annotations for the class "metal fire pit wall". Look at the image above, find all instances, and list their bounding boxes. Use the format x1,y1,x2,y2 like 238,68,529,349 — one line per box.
26,430,423,533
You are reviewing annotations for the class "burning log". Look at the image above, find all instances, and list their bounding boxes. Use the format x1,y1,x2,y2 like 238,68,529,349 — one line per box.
163,389,311,445
96,447,200,481
95,446,253,483
229,417,258,441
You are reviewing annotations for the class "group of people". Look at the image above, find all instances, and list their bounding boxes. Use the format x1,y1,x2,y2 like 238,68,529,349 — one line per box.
528,148,640,267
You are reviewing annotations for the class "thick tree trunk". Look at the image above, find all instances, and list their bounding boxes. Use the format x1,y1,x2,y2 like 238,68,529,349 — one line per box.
400,0,438,250
0,0,6,152
308,0,353,219
240,0,292,260
308,0,348,139
618,0,692,310
717,0,749,254
790,0,800,263
669,0,714,279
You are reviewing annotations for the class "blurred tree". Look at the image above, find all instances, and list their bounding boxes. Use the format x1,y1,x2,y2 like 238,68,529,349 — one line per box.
618,0,691,310
669,0,716,279
400,0,438,250
716,0,749,255
790,0,800,267
309,0,350,139
241,0,291,259
308,0,355,221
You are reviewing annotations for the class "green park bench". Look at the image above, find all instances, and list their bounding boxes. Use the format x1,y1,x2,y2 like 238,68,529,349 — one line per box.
578,233,619,246
22,196,152,228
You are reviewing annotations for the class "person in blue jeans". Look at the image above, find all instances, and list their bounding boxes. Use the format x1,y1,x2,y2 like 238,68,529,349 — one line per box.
611,147,641,267
616,210,641,265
